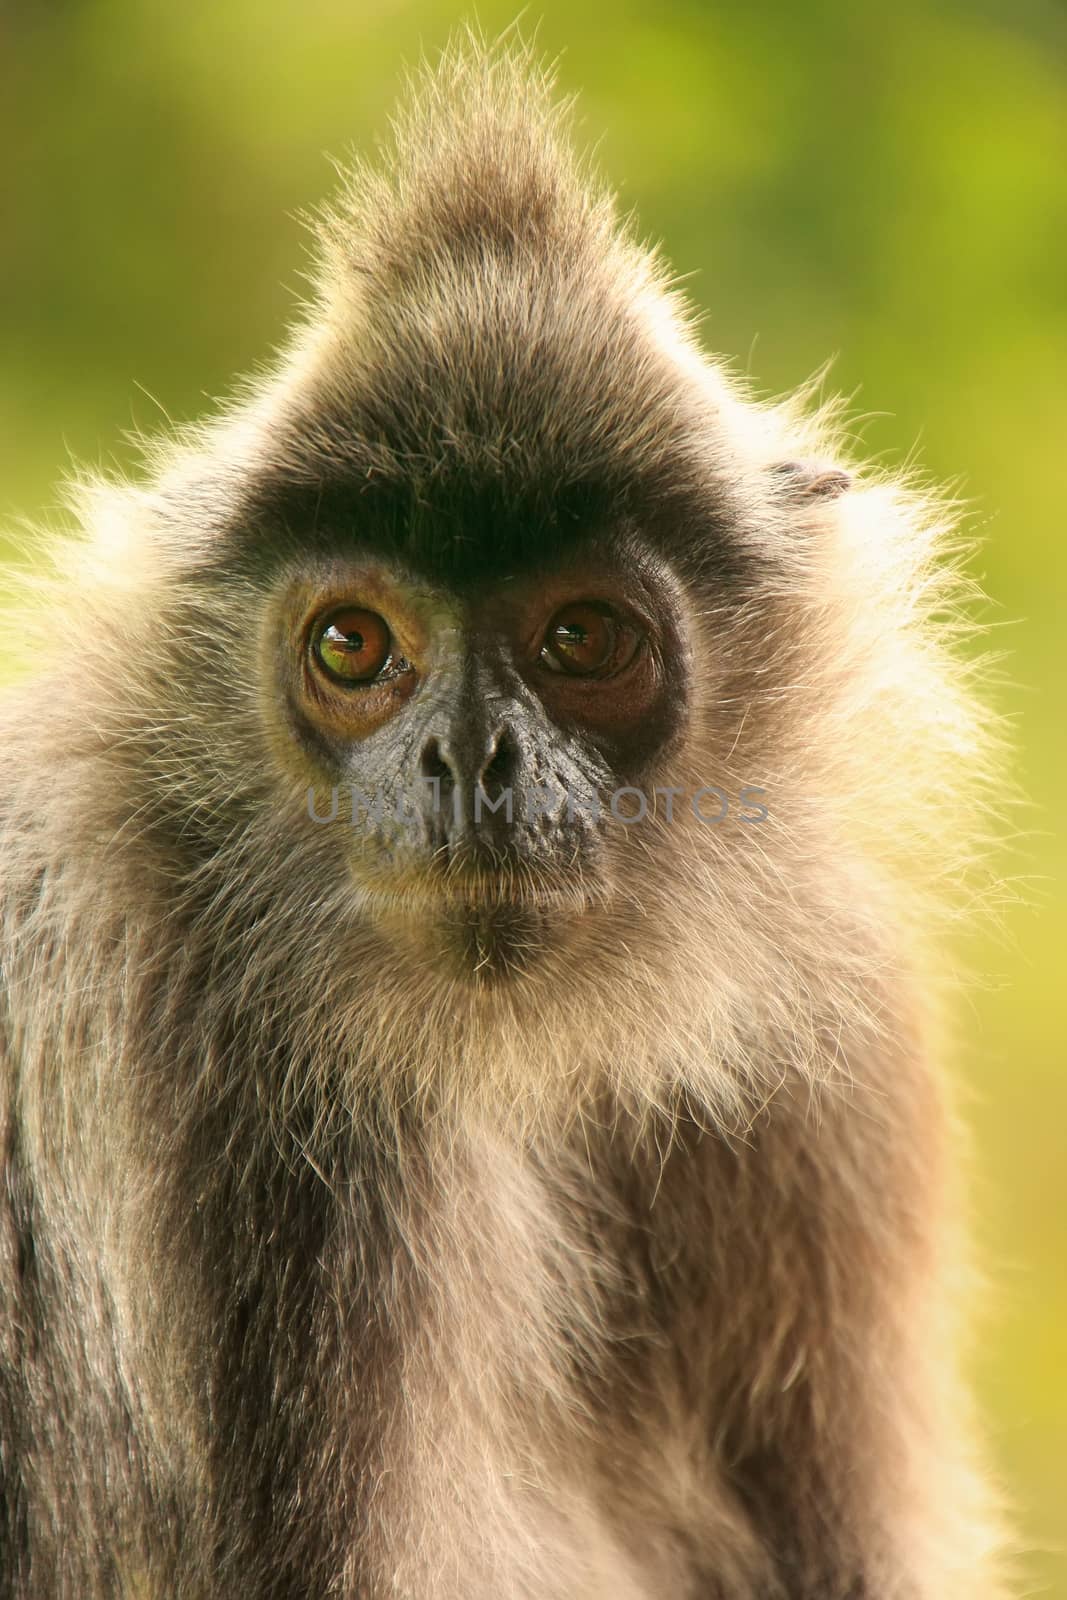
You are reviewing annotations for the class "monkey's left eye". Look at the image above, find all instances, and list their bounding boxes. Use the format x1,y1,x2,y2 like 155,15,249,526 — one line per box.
539,603,641,679
311,608,393,684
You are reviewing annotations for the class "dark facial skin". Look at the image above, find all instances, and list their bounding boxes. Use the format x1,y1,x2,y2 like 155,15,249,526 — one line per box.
267,536,690,972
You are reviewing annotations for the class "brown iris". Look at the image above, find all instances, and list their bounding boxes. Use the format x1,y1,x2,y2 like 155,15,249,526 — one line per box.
311,607,392,684
540,603,640,678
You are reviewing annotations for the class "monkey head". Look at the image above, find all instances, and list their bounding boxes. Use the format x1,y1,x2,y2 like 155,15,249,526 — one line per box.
38,50,989,1122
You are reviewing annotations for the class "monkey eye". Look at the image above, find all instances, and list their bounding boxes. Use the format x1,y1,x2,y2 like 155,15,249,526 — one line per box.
311,607,394,684
539,603,641,678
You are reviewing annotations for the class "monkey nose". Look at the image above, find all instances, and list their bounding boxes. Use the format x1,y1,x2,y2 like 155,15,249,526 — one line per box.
418,725,521,799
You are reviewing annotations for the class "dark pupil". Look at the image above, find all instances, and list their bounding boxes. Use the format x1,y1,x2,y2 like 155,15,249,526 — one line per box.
330,625,365,653
315,612,390,682
553,612,612,670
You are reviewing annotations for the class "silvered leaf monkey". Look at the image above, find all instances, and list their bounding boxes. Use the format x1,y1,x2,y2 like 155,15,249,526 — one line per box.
0,37,1007,1600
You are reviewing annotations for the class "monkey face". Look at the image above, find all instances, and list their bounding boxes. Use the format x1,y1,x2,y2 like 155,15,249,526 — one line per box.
258,531,691,975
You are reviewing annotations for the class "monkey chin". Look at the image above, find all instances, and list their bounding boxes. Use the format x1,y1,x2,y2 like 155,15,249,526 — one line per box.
374,898,566,983
439,903,554,982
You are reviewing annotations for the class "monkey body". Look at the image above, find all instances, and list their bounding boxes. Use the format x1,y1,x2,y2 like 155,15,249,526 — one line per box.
0,43,1005,1600
0,866,955,1599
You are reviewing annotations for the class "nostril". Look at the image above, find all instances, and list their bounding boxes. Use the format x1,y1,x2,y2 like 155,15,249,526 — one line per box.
420,737,453,788
481,728,519,789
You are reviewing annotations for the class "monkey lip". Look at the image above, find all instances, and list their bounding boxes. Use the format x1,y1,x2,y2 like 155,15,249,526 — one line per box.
351,863,604,979
347,875,571,979
352,856,606,917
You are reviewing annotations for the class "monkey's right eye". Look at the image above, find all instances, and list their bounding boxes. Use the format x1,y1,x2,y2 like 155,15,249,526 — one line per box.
311,608,393,684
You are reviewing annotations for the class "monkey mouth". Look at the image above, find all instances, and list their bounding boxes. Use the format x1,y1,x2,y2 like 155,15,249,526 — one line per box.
353,868,591,979
352,850,606,918
347,847,609,979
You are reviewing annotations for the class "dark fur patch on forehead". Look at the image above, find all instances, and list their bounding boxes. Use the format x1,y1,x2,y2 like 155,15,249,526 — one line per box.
227,466,624,587
220,438,740,592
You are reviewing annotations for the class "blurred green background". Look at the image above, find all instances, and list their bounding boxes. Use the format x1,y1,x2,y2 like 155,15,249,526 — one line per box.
1,0,1063,1587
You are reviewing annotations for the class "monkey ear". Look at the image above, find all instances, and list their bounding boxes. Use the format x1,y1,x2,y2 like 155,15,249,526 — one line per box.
770,461,852,501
